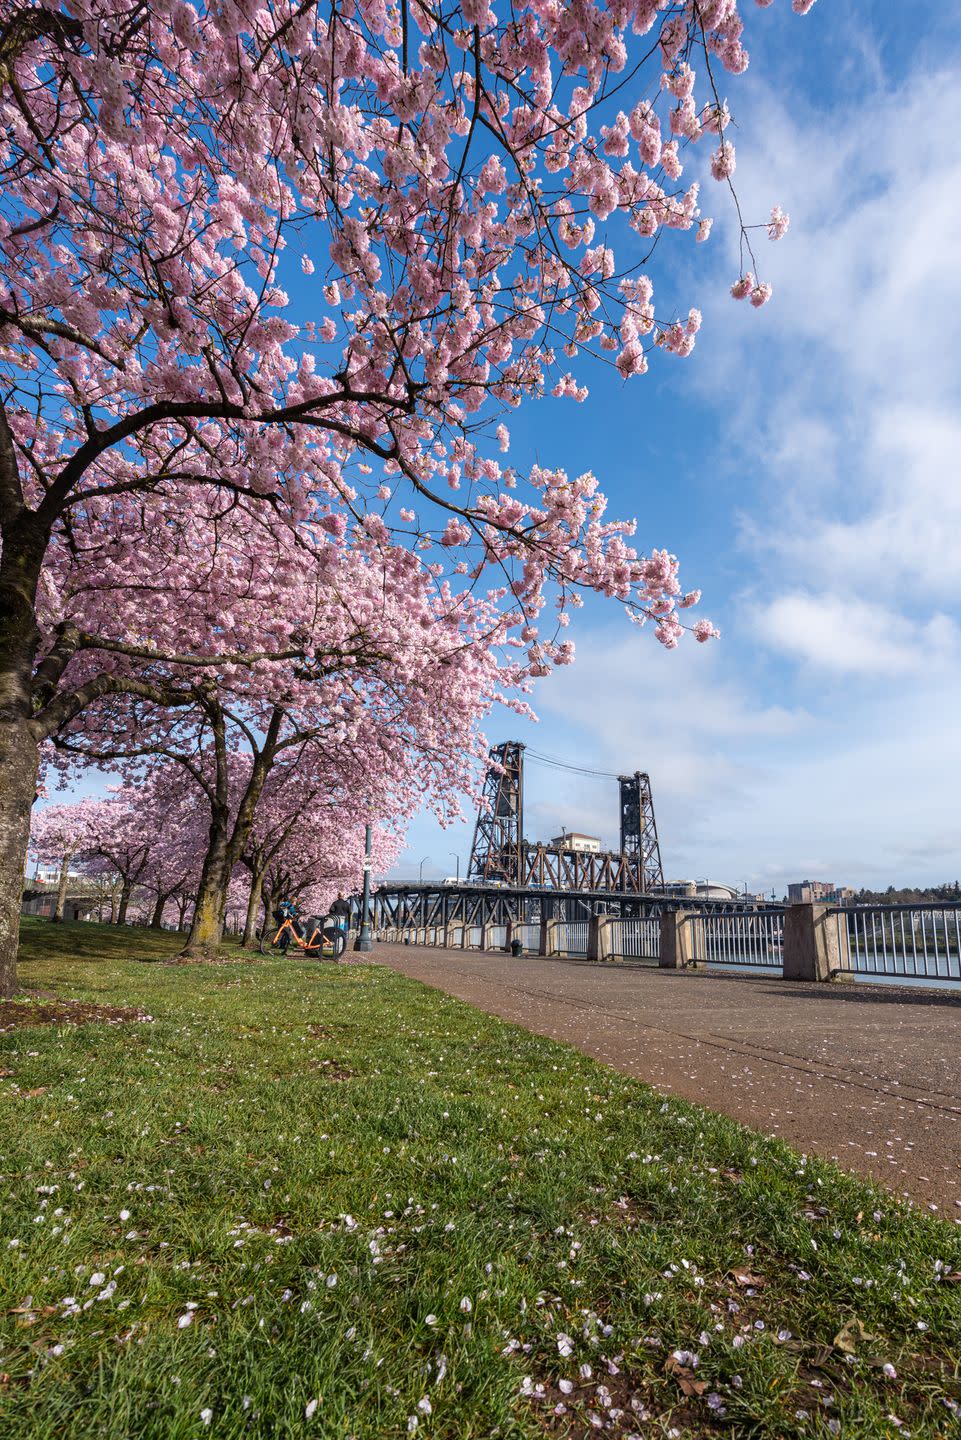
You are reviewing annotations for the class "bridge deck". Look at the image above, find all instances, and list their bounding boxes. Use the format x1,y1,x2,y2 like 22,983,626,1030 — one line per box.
364,943,961,1220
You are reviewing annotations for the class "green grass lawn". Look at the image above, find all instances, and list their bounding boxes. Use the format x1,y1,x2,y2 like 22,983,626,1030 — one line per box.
1,920,960,1439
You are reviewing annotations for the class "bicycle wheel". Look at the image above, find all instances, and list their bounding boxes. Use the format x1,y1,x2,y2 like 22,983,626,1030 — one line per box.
331,928,347,960
260,926,290,956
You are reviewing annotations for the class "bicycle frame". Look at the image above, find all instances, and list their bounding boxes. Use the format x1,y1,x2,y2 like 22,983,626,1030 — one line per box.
270,916,325,952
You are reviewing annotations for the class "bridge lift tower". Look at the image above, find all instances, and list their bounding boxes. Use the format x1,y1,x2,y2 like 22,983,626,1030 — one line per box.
467,742,664,894
467,742,525,886
618,771,664,891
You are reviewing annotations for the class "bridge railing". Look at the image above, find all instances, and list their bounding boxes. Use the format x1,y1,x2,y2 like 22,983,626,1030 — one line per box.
512,922,541,952
372,899,961,990
697,909,785,971
606,916,660,962
828,903,961,983
554,921,590,957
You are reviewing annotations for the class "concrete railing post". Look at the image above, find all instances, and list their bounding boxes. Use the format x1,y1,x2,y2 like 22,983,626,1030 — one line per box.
783,904,850,981
542,918,560,957
589,916,615,962
659,910,706,970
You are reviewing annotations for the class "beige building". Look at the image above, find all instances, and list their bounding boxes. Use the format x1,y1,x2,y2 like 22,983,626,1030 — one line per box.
550,831,602,855
788,880,853,903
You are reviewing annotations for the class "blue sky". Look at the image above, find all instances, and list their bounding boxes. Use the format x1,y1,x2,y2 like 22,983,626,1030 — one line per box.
393,0,961,893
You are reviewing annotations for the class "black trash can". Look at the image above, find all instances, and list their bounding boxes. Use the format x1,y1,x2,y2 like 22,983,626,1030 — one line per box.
510,938,523,958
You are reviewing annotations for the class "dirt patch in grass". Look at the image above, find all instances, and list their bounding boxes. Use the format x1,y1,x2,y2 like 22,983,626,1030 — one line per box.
307,1056,353,1080
0,997,152,1034
525,1362,723,1439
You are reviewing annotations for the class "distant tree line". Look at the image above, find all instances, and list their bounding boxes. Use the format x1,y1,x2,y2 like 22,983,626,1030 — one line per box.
852,882,961,905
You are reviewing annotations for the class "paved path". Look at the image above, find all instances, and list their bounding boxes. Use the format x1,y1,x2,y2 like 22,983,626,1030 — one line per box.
370,945,961,1220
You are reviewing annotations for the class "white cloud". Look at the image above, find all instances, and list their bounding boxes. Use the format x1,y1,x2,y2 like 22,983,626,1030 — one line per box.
756,592,959,674
698,61,961,614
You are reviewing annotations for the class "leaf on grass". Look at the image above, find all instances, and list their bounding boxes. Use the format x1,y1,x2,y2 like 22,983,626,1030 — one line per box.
729,1268,765,1288
664,1355,707,1397
834,1318,880,1355
942,1272,961,1284
23,1087,47,1098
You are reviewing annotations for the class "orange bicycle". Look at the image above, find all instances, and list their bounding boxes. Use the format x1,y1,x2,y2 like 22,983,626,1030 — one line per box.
260,901,347,959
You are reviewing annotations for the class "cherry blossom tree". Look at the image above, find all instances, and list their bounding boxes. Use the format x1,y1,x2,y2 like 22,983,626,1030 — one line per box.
0,0,811,992
239,757,404,945
47,508,518,953
28,795,105,920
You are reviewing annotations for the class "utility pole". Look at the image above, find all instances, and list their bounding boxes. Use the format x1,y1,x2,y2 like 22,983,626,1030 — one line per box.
356,824,373,953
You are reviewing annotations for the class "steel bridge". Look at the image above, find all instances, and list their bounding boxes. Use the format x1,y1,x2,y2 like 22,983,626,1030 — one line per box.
372,743,738,930
466,741,664,893
369,882,765,935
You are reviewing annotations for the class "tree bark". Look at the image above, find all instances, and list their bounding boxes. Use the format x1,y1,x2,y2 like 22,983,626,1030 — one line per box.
54,851,71,921
177,895,189,929
109,882,119,925
242,870,265,948
150,891,168,929
0,717,41,995
117,878,132,925
0,485,48,996
183,812,230,954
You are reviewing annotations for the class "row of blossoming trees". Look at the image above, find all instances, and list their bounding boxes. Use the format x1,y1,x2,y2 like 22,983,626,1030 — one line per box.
1,0,812,995
29,763,402,940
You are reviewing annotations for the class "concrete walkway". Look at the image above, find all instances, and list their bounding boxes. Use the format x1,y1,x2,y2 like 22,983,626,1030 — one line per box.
370,945,961,1220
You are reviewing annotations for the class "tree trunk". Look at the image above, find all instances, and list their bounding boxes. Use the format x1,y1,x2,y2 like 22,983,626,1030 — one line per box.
150,892,168,929
183,816,230,955
54,851,71,921
109,882,119,925
0,718,41,996
242,870,265,948
0,455,55,995
117,878,133,926
176,895,189,929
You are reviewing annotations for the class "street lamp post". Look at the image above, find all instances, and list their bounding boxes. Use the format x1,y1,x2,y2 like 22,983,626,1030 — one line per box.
355,824,373,953
419,856,431,884
449,851,460,883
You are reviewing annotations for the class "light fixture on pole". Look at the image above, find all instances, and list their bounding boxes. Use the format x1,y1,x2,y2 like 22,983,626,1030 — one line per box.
419,855,431,884
449,851,460,883
356,824,373,953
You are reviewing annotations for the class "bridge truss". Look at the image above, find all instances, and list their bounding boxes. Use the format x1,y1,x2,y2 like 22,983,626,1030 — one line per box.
369,883,762,935
466,743,664,894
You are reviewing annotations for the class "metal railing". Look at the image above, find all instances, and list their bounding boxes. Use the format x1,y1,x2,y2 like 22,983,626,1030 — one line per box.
373,902,961,990
511,922,541,952
700,910,784,970
555,920,589,956
608,916,660,962
832,904,961,982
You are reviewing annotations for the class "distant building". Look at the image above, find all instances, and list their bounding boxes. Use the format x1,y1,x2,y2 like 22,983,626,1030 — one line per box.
30,862,81,884
665,879,742,901
787,880,851,903
550,831,602,855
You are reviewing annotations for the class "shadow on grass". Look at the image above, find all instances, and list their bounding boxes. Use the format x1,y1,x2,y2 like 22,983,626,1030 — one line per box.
17,916,249,967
